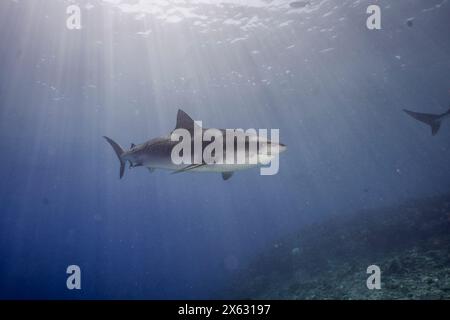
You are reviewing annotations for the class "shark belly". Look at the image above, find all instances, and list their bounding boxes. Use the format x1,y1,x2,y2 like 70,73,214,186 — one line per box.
190,164,258,173
142,151,271,173
145,162,258,173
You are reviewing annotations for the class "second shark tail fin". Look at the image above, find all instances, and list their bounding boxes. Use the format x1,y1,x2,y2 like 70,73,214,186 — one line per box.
403,109,442,136
103,136,126,179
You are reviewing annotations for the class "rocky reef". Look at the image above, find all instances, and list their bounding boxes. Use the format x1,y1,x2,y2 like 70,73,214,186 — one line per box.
230,194,450,299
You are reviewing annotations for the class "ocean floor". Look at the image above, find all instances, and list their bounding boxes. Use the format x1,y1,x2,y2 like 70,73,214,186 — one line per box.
230,194,450,300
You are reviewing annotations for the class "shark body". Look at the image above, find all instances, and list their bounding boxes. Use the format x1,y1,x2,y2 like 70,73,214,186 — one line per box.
104,109,286,180
403,107,450,136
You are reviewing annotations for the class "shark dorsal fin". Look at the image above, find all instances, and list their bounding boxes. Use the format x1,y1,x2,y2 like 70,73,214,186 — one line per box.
175,109,199,132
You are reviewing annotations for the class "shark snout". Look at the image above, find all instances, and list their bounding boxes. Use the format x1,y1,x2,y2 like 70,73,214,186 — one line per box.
260,142,287,156
270,142,287,154
278,143,287,153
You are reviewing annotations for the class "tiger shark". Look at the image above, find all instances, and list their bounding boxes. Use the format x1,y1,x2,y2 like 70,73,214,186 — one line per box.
104,109,286,180
403,107,450,136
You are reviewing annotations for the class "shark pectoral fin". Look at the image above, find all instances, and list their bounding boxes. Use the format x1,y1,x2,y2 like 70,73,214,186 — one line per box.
171,163,205,174
222,172,234,181
147,168,155,173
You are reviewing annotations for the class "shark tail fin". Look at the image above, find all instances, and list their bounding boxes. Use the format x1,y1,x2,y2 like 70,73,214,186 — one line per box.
103,136,126,179
403,109,442,136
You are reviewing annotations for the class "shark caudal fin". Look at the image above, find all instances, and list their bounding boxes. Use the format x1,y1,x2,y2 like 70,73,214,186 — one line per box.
403,109,442,136
103,136,126,179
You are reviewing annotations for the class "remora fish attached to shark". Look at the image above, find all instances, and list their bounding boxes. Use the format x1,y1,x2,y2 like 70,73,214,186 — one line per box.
104,109,286,180
403,106,450,136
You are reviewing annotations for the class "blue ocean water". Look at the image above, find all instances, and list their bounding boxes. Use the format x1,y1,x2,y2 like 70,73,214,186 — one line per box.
0,0,449,299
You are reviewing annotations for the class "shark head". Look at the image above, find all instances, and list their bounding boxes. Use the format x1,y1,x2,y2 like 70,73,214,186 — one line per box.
256,140,287,165
254,133,287,155
275,142,287,154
